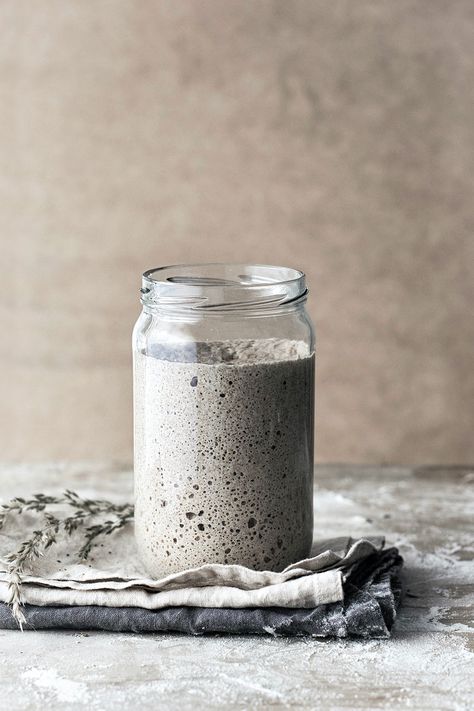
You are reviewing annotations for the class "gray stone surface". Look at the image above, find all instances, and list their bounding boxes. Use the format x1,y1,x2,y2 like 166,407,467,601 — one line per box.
0,462,472,710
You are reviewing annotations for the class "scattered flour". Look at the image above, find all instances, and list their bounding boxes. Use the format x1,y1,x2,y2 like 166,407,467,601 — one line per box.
21,668,89,704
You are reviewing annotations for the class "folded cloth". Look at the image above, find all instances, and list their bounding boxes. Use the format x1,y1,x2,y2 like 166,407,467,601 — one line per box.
0,508,385,609
0,506,403,636
0,548,402,637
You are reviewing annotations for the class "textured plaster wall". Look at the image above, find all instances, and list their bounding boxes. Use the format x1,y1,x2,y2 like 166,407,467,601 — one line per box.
1,0,473,464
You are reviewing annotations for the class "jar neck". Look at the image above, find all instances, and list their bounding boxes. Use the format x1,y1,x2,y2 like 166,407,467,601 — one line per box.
140,263,308,318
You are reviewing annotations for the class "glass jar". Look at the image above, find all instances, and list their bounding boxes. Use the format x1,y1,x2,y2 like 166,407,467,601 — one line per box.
133,263,315,575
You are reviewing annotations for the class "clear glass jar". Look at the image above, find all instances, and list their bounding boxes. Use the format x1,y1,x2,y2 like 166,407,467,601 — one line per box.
133,263,315,575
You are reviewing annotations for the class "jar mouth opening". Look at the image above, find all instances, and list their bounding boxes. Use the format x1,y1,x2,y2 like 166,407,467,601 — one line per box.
143,263,304,289
141,263,307,313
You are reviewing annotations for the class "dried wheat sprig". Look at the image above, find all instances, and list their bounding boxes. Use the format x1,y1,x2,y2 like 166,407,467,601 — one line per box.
0,494,63,529
62,490,133,517
5,512,61,629
0,490,133,530
0,491,134,628
78,510,134,560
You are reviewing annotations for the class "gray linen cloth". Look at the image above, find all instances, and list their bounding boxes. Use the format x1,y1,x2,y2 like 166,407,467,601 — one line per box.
0,508,403,637
0,546,402,637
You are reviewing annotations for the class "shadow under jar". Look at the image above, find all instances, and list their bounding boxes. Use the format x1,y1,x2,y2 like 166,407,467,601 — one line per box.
133,263,315,575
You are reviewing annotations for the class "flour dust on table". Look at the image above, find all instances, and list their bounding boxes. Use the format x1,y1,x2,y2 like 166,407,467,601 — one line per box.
134,339,314,575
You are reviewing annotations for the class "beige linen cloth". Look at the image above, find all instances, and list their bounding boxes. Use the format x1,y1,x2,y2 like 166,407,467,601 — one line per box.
0,509,384,610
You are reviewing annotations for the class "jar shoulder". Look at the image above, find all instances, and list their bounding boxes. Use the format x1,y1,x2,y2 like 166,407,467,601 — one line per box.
132,308,315,355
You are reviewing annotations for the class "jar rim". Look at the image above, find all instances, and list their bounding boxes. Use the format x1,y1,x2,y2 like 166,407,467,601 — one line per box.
143,263,304,288
141,263,307,313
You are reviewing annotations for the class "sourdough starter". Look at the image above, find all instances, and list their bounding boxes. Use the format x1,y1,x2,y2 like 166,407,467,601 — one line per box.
134,339,314,575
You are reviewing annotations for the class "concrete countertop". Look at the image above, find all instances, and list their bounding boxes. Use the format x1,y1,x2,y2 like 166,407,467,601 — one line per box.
0,462,472,710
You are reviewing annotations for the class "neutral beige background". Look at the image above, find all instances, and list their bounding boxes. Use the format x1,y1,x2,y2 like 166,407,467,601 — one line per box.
1,0,473,464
